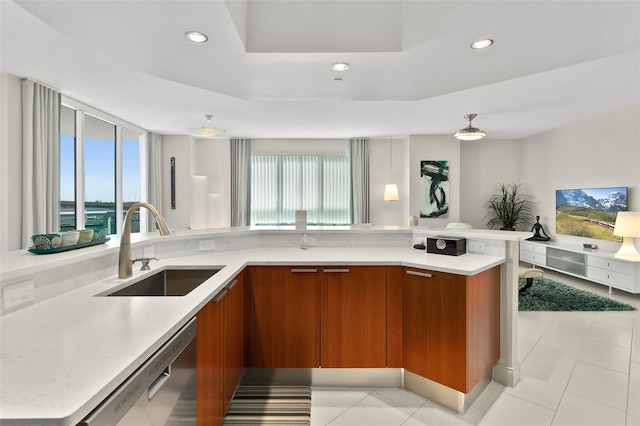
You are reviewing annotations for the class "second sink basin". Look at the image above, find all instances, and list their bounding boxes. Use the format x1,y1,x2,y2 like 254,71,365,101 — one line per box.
106,268,222,297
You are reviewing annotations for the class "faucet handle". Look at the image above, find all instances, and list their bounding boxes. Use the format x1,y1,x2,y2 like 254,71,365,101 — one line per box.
132,257,158,271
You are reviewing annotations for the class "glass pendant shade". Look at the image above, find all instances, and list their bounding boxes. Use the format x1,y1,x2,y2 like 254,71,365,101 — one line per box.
384,184,399,201
454,114,486,140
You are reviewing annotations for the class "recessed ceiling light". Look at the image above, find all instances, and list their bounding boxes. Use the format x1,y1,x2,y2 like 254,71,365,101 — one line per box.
470,39,493,49
331,62,350,71
185,31,208,43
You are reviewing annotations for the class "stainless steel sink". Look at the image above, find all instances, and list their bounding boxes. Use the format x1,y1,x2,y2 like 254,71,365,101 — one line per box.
105,268,222,297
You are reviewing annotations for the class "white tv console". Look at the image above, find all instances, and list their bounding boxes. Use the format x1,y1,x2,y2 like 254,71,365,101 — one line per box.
520,240,640,294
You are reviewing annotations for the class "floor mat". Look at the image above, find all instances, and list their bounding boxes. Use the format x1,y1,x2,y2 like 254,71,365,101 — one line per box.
222,385,311,425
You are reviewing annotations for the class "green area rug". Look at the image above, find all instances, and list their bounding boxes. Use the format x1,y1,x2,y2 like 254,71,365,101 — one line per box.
519,277,635,311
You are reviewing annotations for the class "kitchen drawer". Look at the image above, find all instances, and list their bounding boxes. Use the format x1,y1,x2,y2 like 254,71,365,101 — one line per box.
520,242,547,256
588,256,633,275
587,266,633,289
521,250,546,266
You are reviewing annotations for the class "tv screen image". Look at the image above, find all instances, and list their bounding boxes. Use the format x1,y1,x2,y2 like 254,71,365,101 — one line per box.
555,187,627,242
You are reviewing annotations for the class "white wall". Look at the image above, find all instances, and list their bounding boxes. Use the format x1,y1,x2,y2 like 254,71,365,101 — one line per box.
520,105,640,251
0,73,23,252
408,135,461,228
161,135,195,230
460,139,522,229
369,137,408,226
195,138,231,227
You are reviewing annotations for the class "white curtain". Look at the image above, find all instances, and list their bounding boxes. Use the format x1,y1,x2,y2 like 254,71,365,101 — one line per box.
21,79,61,247
350,138,370,224
250,155,351,225
230,138,251,226
147,132,163,231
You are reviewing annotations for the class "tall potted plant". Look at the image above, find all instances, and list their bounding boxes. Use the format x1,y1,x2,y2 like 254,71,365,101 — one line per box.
484,183,533,231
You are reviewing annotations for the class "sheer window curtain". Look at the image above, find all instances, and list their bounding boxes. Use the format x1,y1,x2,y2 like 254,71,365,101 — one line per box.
147,132,163,231
230,138,251,226
21,79,61,248
350,138,370,224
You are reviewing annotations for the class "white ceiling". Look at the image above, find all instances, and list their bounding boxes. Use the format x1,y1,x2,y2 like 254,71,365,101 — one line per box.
1,0,639,140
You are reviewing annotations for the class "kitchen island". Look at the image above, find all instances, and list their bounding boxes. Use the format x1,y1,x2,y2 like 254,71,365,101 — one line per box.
0,226,529,425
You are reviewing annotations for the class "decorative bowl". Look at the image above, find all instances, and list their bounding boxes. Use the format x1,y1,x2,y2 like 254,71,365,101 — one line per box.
31,233,61,249
78,229,94,244
92,228,107,241
61,231,80,246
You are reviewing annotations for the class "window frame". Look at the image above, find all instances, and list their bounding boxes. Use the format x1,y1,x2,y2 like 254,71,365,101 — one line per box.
61,96,148,235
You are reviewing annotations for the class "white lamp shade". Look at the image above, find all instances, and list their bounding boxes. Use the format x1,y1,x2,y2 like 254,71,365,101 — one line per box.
613,212,640,261
613,212,640,237
384,184,399,201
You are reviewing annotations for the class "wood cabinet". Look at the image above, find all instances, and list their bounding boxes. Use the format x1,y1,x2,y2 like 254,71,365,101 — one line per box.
196,290,224,425
197,273,245,426
320,266,387,367
404,266,500,393
223,273,243,413
386,266,405,368
251,266,321,368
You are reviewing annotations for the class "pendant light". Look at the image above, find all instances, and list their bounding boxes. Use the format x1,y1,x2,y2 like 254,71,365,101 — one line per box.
384,137,399,201
454,114,486,141
190,114,225,137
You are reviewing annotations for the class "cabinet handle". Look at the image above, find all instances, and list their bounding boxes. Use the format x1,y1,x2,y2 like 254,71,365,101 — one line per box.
225,279,238,291
213,288,228,303
406,270,433,278
323,268,349,273
291,268,317,273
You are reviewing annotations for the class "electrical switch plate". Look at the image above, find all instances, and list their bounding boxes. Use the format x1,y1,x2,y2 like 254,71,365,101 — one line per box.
3,279,35,310
199,240,216,251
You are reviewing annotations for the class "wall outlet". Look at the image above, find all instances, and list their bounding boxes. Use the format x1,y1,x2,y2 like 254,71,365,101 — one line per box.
198,240,216,251
3,279,35,311
468,241,486,253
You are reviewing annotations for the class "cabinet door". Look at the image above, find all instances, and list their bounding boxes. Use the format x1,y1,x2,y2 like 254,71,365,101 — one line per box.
223,274,243,413
196,294,224,426
320,266,387,368
404,268,468,393
251,266,320,368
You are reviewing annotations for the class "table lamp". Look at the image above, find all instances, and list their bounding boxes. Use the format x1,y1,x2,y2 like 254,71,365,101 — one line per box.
613,211,640,261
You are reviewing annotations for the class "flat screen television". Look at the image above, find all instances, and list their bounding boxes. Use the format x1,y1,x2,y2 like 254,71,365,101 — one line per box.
555,186,627,242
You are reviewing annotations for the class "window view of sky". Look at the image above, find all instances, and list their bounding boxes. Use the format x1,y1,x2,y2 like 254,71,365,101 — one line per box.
59,135,140,202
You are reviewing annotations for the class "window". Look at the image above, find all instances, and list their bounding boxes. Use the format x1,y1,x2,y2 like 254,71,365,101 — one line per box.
250,155,351,225
59,100,147,235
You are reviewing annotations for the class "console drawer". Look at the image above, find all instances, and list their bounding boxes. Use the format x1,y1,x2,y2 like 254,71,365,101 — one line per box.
521,250,546,266
588,256,633,275
587,266,633,289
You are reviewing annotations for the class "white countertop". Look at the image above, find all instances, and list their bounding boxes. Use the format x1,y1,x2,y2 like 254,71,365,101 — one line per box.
0,236,508,425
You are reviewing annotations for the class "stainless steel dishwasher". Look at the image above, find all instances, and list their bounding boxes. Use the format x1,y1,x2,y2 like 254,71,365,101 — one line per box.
80,318,197,426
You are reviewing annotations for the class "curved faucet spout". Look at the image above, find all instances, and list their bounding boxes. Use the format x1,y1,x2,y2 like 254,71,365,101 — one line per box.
118,202,171,279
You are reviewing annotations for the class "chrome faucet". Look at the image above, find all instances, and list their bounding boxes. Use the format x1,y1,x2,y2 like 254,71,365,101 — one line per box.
118,202,171,279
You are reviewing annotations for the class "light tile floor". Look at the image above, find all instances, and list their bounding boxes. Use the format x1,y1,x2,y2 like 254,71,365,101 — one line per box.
311,269,640,425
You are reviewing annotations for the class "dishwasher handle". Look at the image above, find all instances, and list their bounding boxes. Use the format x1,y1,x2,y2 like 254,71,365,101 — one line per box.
148,366,171,400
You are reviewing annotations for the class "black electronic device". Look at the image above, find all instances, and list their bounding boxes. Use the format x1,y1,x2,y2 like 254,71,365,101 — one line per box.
426,237,466,256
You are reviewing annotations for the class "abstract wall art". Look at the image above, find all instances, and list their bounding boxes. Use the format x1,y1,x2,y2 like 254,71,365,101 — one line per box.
420,160,449,218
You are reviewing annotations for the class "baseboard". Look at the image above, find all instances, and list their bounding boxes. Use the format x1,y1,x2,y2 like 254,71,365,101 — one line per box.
241,367,494,415
404,370,492,414
492,361,521,388
240,368,402,387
